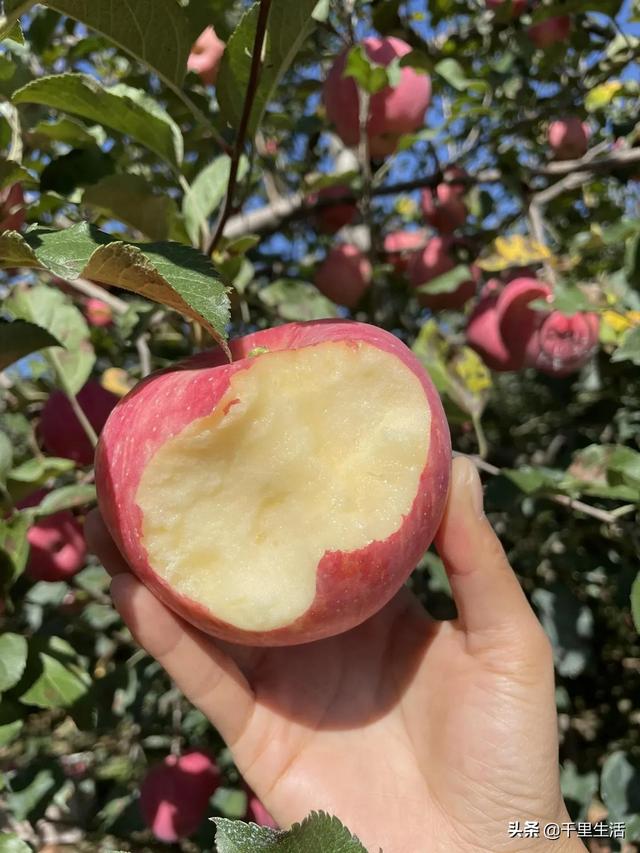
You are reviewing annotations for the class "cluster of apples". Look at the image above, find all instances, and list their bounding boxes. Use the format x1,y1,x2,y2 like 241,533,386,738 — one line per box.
487,0,571,50
313,167,477,312
139,750,276,842
19,382,118,584
466,276,600,376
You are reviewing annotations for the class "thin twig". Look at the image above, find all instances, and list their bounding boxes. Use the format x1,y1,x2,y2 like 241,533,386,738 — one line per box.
49,351,98,448
206,0,273,256
456,451,637,525
67,278,128,314
136,334,152,377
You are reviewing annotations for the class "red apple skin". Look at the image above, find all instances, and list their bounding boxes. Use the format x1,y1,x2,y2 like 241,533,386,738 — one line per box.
466,282,524,371
383,229,427,274
496,276,553,368
95,321,452,647
528,15,571,49
85,298,113,328
25,511,86,583
548,118,590,160
524,311,600,377
421,167,468,234
140,751,220,842
407,237,476,311
187,27,225,86
486,0,526,16
39,381,119,466
314,244,372,308
310,185,357,234
323,37,431,158
0,184,25,233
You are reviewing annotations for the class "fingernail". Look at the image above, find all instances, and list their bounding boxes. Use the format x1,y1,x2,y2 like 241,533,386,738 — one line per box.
464,458,485,519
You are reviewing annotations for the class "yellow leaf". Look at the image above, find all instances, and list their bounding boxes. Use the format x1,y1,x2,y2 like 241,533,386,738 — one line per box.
101,367,134,397
478,235,553,272
585,80,623,112
602,311,632,334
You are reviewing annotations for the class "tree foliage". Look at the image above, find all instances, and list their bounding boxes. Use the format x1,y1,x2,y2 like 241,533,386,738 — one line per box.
0,0,639,850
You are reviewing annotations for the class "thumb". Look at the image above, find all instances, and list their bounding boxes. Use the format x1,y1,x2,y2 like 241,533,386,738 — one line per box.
435,457,542,645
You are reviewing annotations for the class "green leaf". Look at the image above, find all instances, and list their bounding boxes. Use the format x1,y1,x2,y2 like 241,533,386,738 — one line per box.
611,326,640,365
0,700,25,747
8,456,74,484
0,320,62,371
434,58,487,93
502,465,565,495
5,284,95,395
217,0,318,137
531,0,623,21
0,834,33,853
343,44,397,95
4,768,57,822
184,155,234,246
19,645,90,709
83,174,178,241
29,116,107,148
41,0,192,86
259,279,339,322
33,484,96,516
532,587,593,678
40,146,115,195
0,224,229,345
560,761,599,822
213,811,368,853
632,573,640,633
601,751,640,822
0,633,27,692
0,431,12,481
0,158,32,190
417,265,472,295
13,74,183,168
0,513,30,594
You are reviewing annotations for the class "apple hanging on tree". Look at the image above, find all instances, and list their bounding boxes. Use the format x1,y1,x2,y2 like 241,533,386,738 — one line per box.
323,37,432,158
187,26,225,86
96,321,451,646
314,243,372,308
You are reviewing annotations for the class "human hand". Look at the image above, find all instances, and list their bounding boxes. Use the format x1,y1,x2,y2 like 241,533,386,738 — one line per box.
86,457,585,853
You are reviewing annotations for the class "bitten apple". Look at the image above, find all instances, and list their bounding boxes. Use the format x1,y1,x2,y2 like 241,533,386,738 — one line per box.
323,37,431,158
140,751,220,842
408,237,476,311
96,321,451,646
188,27,225,86
39,380,119,466
548,117,590,160
314,244,372,308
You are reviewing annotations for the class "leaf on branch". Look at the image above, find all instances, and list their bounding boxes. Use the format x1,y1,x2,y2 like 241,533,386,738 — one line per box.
416,264,472,295
17,637,91,709
412,320,492,421
0,319,61,371
5,283,95,395
611,326,640,366
32,485,96,517
39,146,116,195
531,0,624,22
434,58,488,93
0,159,33,190
0,513,30,596
28,116,107,148
478,235,553,272
213,810,369,853
183,155,249,246
0,224,229,347
40,0,193,86
83,174,179,242
258,279,339,322
0,834,33,853
13,74,183,168
0,633,28,693
217,0,318,137
344,44,399,94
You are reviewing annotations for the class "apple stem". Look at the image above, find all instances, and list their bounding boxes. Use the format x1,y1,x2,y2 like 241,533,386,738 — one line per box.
49,352,99,449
